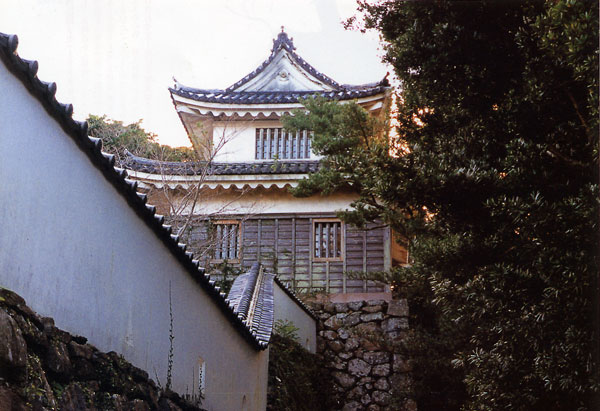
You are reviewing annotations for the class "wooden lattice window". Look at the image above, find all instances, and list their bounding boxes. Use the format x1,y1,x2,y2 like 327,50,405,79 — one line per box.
212,220,241,261
255,128,312,159
313,219,343,261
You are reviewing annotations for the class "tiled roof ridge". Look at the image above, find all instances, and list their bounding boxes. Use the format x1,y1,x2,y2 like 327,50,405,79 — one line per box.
272,276,318,320
123,151,321,176
0,32,267,351
224,30,342,92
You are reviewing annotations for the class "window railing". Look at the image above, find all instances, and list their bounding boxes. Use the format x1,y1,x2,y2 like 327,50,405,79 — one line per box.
255,128,312,160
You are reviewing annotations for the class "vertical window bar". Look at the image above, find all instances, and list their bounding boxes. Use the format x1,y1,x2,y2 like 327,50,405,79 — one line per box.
273,128,279,159
296,130,301,159
307,132,312,158
278,129,284,158
229,224,236,259
223,224,229,260
325,223,330,258
319,223,324,258
283,130,287,158
314,223,320,258
255,129,259,160
265,128,271,159
333,223,338,258
259,129,264,159
216,225,222,259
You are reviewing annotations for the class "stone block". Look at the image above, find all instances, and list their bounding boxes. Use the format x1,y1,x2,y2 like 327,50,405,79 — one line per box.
343,312,362,327
372,390,391,406
323,302,336,313
323,330,338,340
332,371,356,388
328,340,345,353
372,363,391,377
360,312,384,322
363,351,390,365
47,341,72,378
344,337,360,351
348,358,371,377
374,377,390,391
387,299,409,317
361,393,372,405
12,312,47,350
366,299,386,306
355,321,379,334
338,327,350,339
360,336,383,352
0,310,27,381
68,341,94,359
324,314,346,330
347,301,364,311
334,302,349,313
339,352,353,360
361,305,382,313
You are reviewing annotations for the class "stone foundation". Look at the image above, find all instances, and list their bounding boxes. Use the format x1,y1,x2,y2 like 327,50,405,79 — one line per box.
308,298,416,411
0,288,202,411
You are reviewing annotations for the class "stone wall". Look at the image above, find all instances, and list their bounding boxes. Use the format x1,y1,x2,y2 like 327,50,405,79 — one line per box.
308,299,416,411
0,288,202,411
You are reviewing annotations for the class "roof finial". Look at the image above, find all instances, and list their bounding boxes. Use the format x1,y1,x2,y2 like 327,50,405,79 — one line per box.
272,27,296,52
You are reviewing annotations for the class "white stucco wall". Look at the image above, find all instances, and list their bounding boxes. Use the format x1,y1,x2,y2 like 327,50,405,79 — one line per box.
212,119,321,163
0,65,267,410
273,283,317,353
183,187,358,216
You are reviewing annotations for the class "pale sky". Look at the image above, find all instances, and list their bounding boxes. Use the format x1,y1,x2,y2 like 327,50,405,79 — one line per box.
0,0,388,147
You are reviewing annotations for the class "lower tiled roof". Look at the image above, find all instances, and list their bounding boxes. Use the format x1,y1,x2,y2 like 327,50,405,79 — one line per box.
227,262,275,345
124,151,321,176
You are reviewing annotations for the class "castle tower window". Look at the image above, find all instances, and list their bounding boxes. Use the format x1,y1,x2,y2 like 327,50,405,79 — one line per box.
255,128,312,160
313,220,343,261
212,221,241,261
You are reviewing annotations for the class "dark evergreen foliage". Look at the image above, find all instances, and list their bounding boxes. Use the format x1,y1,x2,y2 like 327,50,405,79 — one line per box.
283,1,598,409
267,333,335,411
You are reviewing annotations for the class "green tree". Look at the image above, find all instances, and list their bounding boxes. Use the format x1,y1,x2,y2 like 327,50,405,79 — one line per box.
284,1,598,409
87,114,195,165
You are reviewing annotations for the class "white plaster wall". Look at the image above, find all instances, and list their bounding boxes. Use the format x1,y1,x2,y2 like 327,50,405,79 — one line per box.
183,187,358,216
273,283,317,353
212,119,320,163
0,66,267,410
